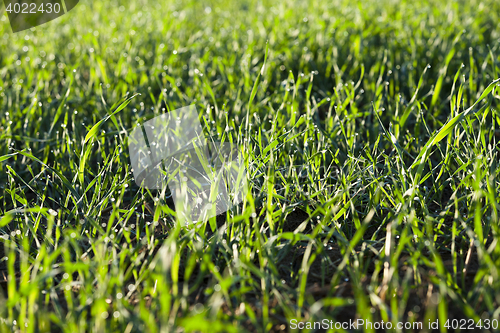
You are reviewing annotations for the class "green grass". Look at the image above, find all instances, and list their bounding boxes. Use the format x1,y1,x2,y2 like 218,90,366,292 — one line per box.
1,0,500,331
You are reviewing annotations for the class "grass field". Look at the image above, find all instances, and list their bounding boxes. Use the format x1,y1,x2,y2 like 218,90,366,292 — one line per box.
1,0,500,331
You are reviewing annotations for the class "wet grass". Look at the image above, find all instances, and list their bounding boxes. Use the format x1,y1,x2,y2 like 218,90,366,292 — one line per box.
1,0,500,331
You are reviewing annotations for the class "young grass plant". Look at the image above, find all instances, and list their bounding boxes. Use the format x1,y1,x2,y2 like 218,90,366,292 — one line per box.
1,0,500,332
